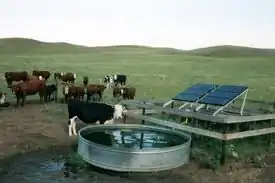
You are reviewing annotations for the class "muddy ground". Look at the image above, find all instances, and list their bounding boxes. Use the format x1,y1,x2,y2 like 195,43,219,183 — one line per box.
0,102,274,183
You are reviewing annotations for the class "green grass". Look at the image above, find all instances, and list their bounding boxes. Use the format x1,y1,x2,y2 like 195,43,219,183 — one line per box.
1,38,275,101
1,37,275,168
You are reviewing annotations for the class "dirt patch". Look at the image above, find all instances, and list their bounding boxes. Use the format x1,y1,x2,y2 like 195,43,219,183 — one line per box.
257,154,275,183
0,103,272,183
0,104,73,159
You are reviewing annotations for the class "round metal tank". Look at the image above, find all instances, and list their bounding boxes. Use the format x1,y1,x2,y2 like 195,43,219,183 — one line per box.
77,124,191,172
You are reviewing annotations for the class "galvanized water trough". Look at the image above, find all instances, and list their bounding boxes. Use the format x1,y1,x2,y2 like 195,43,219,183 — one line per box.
78,124,191,172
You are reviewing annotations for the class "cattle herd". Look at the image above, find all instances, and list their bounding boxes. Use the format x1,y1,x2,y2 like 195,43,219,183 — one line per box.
1,70,133,136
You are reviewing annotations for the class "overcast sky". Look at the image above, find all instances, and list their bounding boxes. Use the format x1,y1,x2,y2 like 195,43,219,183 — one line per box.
0,0,274,50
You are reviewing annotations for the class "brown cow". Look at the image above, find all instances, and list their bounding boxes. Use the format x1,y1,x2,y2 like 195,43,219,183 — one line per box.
32,70,51,80
113,87,122,98
4,71,28,88
11,79,47,107
63,85,85,102
27,75,44,81
61,72,76,83
86,84,106,102
121,87,136,100
113,86,136,99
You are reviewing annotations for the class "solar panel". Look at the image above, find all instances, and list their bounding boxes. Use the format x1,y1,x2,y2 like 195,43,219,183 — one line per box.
172,83,218,102
198,85,248,106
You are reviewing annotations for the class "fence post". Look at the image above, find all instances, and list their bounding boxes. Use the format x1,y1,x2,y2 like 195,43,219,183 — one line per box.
268,103,275,151
268,120,273,151
141,101,146,124
220,124,228,165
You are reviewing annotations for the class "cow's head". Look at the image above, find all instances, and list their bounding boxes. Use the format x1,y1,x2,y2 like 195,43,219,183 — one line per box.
4,73,12,88
11,84,20,95
113,104,127,119
0,92,6,104
64,85,70,95
104,76,108,83
120,88,125,95
73,73,76,79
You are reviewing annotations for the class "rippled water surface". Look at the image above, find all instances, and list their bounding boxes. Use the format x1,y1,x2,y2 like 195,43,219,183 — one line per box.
82,129,188,149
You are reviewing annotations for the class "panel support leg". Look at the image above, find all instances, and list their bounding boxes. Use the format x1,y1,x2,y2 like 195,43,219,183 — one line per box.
240,90,248,115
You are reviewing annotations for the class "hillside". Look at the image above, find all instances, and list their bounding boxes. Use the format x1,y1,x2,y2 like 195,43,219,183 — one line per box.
0,38,184,55
1,38,275,58
185,45,275,57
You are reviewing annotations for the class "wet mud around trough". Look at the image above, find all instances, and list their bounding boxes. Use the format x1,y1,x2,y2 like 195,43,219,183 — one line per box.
0,146,193,183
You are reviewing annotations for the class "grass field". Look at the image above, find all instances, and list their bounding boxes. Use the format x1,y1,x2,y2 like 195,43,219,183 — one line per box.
1,38,275,182
1,38,275,101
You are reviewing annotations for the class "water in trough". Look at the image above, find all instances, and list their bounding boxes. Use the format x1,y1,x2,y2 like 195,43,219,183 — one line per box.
81,129,188,149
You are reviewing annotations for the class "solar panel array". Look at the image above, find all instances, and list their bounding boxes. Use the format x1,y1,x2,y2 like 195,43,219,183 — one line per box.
172,83,217,102
197,85,248,106
173,83,248,106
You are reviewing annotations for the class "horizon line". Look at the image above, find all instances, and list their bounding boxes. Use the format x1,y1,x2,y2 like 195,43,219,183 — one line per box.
1,36,275,51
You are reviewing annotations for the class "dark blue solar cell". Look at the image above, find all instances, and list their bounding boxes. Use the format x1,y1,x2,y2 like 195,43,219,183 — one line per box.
172,83,217,102
216,85,248,93
197,84,248,106
207,91,239,99
173,93,201,102
199,96,230,106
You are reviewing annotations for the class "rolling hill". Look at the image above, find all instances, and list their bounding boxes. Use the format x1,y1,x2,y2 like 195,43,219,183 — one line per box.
186,45,275,57
0,38,184,55
1,37,275,57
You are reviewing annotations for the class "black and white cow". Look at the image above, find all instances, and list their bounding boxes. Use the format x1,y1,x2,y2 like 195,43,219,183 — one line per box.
67,99,127,136
103,74,114,89
113,74,127,87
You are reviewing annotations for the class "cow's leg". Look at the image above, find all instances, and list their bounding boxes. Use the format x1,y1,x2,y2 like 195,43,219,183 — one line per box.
68,116,77,136
72,120,77,135
39,93,43,104
86,93,90,102
21,95,26,107
16,97,20,106
99,92,102,101
15,94,19,106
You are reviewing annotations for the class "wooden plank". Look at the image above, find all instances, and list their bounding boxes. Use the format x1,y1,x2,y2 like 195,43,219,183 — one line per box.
225,114,275,123
128,109,157,115
123,100,275,124
125,112,225,140
224,127,275,140
135,98,274,106
122,100,226,123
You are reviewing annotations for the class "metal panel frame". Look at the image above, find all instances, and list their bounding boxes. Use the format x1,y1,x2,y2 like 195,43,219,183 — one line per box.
163,83,218,110
195,88,249,116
